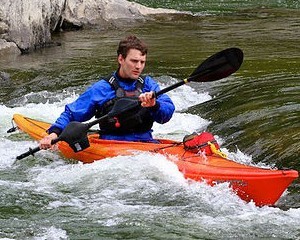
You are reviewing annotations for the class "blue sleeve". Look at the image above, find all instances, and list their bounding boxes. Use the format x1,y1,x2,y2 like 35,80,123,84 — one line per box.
143,76,175,124
48,80,114,134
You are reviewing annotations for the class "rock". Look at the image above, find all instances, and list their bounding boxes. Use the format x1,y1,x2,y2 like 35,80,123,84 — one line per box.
0,39,21,55
0,21,9,36
100,0,177,20
0,0,179,54
0,0,64,53
0,71,10,83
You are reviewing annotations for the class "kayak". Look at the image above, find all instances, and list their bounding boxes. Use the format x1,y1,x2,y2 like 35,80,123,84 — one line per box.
12,113,298,207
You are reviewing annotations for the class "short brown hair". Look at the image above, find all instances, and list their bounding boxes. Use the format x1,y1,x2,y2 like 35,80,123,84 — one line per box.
117,35,148,58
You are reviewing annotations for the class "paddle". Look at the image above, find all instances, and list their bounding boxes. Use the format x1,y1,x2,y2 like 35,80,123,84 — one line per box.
16,47,243,160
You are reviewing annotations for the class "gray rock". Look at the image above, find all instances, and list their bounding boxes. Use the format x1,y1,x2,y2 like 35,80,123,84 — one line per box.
0,39,21,55
0,71,10,82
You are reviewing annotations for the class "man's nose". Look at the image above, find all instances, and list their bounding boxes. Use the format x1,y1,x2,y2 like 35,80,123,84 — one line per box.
136,61,142,69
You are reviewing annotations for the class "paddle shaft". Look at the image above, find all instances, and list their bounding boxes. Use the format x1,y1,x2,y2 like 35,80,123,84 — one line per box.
16,138,60,160
154,80,187,98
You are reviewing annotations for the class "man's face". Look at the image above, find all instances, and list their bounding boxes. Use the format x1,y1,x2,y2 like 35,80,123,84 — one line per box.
118,49,146,79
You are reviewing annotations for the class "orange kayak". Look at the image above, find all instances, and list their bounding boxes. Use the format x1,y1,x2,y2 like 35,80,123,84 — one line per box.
12,113,298,207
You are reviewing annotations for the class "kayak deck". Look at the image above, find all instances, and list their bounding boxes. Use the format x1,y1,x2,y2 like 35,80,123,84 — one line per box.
12,114,298,206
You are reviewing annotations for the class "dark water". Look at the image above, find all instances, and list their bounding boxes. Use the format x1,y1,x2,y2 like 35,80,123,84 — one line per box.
0,1,299,239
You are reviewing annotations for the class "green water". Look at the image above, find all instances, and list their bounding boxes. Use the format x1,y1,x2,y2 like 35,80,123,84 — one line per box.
130,0,300,12
0,1,299,239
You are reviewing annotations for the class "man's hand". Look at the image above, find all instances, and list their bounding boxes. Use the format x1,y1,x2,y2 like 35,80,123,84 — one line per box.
139,91,156,107
39,132,58,150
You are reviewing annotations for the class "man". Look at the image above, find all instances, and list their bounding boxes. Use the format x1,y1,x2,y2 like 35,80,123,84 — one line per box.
40,35,175,149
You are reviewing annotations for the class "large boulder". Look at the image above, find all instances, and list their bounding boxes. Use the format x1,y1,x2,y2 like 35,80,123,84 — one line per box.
0,0,178,54
0,0,64,53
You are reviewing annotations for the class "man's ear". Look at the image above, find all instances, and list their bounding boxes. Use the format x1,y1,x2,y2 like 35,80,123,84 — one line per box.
117,54,124,65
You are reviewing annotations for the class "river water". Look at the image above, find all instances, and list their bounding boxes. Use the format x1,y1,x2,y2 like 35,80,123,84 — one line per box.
0,1,299,239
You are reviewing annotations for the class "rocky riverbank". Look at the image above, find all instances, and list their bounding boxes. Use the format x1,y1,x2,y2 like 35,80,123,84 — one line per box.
0,0,178,55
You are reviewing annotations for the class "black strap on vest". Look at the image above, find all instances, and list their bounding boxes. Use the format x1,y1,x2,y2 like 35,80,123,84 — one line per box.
106,75,145,97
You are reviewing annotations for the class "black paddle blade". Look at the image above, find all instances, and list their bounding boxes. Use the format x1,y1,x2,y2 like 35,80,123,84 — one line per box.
59,121,90,152
188,48,243,82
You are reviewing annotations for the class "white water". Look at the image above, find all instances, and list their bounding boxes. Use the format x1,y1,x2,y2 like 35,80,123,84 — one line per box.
0,82,299,239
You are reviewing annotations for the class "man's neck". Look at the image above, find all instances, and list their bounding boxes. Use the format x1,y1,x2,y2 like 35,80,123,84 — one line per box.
116,70,135,83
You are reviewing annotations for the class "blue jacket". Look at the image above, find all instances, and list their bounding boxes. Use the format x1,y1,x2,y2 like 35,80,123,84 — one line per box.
48,72,175,142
